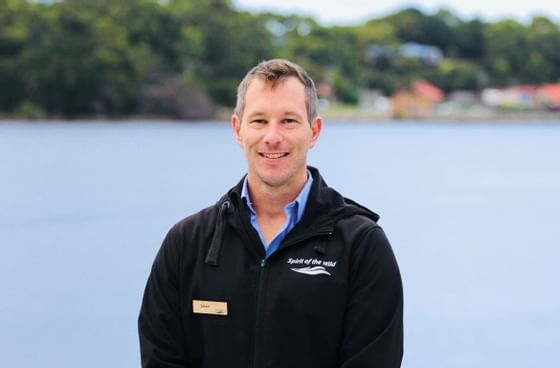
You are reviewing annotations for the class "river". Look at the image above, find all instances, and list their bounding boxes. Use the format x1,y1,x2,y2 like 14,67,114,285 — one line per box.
1,120,559,367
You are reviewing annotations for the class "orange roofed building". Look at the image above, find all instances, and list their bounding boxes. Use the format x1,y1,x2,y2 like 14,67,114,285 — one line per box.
537,83,560,110
392,80,445,118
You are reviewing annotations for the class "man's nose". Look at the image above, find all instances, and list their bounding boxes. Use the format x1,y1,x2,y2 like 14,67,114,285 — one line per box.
263,122,282,145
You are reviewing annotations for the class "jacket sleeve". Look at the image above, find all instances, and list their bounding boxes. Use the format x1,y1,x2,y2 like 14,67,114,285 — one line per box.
339,226,403,368
138,227,189,368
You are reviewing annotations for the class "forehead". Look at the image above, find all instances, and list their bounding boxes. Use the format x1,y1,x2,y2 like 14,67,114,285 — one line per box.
244,77,307,107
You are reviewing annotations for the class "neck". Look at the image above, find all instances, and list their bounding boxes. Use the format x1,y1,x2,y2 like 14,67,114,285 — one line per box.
248,172,307,218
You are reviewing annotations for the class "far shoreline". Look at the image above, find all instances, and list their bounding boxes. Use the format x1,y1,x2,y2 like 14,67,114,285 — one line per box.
1,109,559,124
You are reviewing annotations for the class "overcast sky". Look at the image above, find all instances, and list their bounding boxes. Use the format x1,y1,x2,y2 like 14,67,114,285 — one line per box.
234,0,560,25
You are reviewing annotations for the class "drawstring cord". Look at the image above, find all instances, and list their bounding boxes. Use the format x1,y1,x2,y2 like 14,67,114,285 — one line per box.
205,200,230,266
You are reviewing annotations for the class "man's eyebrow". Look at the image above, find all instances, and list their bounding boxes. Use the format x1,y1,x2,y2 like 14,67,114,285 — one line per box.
283,111,305,118
244,111,304,120
245,112,265,120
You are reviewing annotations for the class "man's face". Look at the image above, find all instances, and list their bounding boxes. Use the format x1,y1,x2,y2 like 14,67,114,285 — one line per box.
232,76,322,191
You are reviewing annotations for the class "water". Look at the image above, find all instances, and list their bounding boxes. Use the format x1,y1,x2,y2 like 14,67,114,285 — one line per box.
1,120,559,367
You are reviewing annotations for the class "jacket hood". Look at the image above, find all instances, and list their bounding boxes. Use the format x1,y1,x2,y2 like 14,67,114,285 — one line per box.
205,166,379,266
303,166,380,225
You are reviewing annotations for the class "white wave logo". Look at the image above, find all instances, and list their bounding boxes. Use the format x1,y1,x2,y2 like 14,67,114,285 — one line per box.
290,266,331,276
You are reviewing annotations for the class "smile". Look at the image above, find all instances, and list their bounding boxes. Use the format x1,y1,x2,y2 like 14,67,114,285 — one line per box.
259,152,289,159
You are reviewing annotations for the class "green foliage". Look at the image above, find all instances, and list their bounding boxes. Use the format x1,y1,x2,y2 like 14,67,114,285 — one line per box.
525,17,560,83
357,20,398,47
333,74,359,104
452,19,486,59
1,1,559,117
432,59,484,91
168,1,276,106
15,99,44,119
484,19,528,86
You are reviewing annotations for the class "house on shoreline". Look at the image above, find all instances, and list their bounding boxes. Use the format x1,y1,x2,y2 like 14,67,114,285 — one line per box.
392,80,445,118
482,84,560,111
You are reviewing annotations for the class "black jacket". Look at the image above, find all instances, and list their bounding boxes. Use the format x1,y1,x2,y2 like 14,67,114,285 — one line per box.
139,167,403,368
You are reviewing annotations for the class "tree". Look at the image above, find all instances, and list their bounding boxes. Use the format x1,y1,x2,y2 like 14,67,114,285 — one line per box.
525,17,560,83
169,0,276,106
0,0,44,112
483,19,529,86
453,18,486,60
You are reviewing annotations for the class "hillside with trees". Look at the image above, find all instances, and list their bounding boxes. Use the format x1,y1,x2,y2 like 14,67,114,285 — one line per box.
1,0,559,119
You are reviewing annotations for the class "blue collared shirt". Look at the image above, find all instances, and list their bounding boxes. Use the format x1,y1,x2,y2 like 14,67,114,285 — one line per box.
241,171,313,258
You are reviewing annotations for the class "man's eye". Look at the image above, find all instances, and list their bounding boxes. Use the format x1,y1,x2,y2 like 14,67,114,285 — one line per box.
251,119,266,124
284,118,297,124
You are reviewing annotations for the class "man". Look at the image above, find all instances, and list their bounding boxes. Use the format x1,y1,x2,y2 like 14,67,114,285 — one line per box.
139,59,403,367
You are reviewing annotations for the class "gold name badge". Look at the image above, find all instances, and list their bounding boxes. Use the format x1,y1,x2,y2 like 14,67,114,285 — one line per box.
192,300,228,316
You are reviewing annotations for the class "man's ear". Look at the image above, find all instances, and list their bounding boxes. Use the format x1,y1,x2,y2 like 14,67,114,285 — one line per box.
309,116,322,148
232,114,243,148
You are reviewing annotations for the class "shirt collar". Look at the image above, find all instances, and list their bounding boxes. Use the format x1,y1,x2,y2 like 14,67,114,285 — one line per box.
241,170,314,221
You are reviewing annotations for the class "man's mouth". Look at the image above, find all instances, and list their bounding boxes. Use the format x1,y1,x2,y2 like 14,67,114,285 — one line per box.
259,152,289,159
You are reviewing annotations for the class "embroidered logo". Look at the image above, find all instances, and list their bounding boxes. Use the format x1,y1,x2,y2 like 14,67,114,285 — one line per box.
290,266,331,276
287,257,337,276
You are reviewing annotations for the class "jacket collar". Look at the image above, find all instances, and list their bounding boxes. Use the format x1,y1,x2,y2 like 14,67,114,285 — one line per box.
225,165,378,228
206,166,379,266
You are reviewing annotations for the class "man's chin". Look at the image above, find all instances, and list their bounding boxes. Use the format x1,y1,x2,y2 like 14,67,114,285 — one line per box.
256,170,290,188
261,176,287,188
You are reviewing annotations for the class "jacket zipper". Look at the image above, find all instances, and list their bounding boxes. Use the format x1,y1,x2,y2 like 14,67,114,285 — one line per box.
252,258,267,368
251,230,333,367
